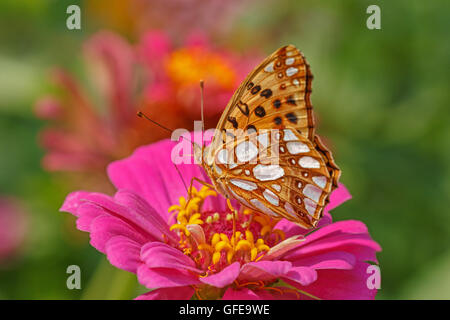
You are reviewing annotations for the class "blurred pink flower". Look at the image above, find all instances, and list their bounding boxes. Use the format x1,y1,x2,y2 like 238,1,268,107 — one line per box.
60,137,381,300
35,30,259,187
0,197,28,264
86,0,253,39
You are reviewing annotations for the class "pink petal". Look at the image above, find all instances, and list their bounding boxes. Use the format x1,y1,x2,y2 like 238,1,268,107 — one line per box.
138,31,171,64
84,31,134,124
275,212,332,238
290,251,356,270
135,287,194,300
283,266,318,286
137,265,201,289
285,220,381,264
107,138,212,221
239,261,292,282
286,261,378,300
60,191,93,216
89,214,150,252
113,190,178,243
325,183,352,212
200,262,240,288
140,242,202,273
105,235,142,273
63,191,175,243
34,96,62,119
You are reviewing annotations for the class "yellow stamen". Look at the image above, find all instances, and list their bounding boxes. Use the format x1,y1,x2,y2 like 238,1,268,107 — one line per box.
211,233,221,247
212,251,221,265
215,241,232,252
235,240,252,252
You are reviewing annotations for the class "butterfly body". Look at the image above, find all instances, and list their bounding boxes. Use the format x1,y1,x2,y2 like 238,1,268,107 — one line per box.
196,45,340,229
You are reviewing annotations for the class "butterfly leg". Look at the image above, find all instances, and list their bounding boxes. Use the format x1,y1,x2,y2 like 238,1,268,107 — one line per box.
184,177,215,214
191,177,214,190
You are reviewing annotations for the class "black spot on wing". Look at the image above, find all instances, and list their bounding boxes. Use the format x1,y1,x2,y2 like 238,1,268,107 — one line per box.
273,99,281,109
227,116,238,129
274,117,282,125
285,112,298,124
260,89,272,98
255,106,266,117
251,85,261,94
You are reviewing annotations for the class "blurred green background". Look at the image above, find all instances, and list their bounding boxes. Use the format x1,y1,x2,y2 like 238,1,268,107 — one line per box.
0,0,449,299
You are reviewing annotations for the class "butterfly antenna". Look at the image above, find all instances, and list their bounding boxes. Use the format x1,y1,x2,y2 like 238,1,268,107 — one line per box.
173,163,189,194
137,111,194,144
137,111,194,195
199,80,206,167
200,80,205,137
137,111,173,134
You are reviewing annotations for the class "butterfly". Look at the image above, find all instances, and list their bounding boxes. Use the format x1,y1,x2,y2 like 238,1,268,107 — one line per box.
191,45,340,229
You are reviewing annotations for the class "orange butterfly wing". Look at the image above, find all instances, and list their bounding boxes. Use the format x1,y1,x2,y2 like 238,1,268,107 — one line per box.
204,45,340,228
211,129,332,228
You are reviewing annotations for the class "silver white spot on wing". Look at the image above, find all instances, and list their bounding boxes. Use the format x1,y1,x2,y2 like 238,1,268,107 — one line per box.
253,164,285,181
257,132,269,148
271,184,281,192
264,61,274,73
286,67,298,77
284,202,297,218
285,58,295,65
214,164,222,175
293,79,300,86
263,189,279,206
312,176,327,189
250,198,278,217
236,141,258,162
286,141,310,154
217,149,230,165
303,184,322,202
228,187,251,208
230,179,258,191
304,198,317,217
283,129,298,141
299,156,320,169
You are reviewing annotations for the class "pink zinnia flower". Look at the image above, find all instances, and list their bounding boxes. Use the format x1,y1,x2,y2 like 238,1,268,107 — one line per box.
61,137,381,300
